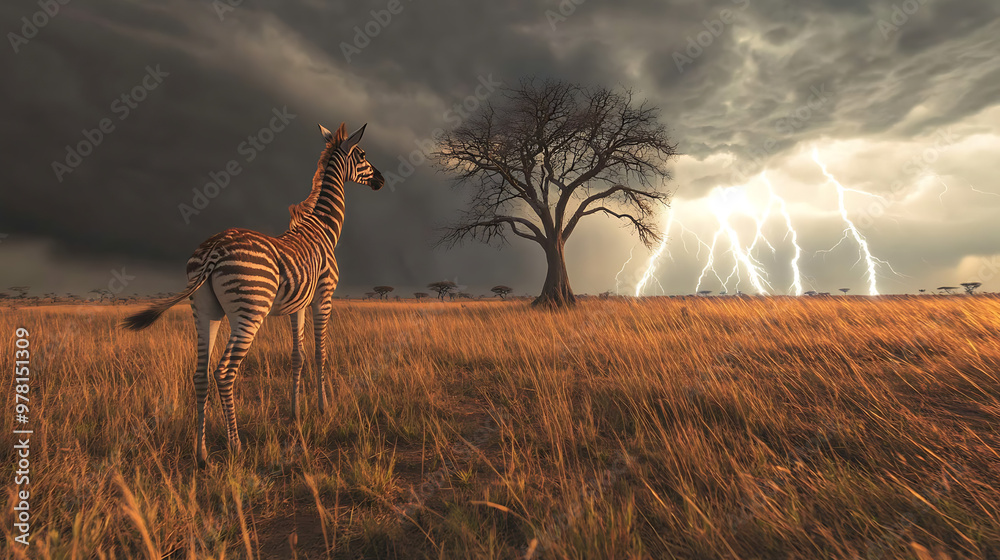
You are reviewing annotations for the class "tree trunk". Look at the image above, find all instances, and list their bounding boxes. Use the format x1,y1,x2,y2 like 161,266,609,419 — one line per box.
533,240,576,308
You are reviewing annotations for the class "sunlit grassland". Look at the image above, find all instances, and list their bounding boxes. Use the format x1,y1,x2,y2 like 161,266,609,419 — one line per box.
1,295,999,559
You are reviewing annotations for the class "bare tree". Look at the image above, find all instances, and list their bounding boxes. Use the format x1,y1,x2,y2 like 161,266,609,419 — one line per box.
434,78,678,308
491,285,513,299
428,280,458,301
937,286,957,295
373,285,394,300
960,282,982,295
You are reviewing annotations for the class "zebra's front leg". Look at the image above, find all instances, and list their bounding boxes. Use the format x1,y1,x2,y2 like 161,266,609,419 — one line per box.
290,309,306,420
312,298,332,413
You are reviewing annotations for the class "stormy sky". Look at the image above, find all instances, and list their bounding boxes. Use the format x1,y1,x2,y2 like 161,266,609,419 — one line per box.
2,0,999,298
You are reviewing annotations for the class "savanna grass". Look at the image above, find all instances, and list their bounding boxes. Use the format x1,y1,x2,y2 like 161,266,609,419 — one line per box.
1,295,998,559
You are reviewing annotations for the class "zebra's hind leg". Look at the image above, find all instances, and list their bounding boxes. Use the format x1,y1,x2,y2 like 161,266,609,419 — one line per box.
192,286,223,468
213,313,266,458
290,309,306,420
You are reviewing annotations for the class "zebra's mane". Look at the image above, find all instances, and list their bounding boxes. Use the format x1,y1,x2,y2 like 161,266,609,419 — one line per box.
288,123,348,230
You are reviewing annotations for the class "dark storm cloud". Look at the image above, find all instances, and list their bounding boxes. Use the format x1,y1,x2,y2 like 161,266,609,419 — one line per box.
1,0,998,296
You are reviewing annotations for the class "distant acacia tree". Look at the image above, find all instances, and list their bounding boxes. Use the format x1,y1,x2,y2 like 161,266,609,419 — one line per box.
373,286,394,300
414,292,429,301
937,286,957,295
90,288,112,303
918,289,926,294
697,290,712,296
839,288,850,295
9,286,29,300
364,292,377,301
960,282,982,295
804,291,817,296
434,78,678,308
491,285,513,299
428,281,458,301
457,292,473,299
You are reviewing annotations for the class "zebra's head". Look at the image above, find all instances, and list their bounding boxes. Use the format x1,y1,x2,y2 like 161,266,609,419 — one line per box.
320,123,385,191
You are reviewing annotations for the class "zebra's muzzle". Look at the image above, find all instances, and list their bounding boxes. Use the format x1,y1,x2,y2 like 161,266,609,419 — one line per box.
370,168,385,190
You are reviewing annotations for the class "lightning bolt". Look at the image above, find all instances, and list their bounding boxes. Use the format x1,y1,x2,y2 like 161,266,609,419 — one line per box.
812,148,892,296
695,229,724,294
715,189,772,295
937,176,949,203
696,186,772,295
615,244,636,295
761,173,804,295
935,175,998,201
634,206,676,296
627,157,895,297
969,184,1000,198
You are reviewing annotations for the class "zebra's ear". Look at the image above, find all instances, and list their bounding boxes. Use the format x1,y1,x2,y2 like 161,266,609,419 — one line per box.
318,124,334,143
340,123,367,154
334,122,348,145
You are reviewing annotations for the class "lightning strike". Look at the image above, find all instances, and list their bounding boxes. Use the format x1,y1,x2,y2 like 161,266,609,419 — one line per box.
969,184,1000,198
695,228,724,293
812,148,891,296
615,244,636,295
696,186,772,295
937,176,950,203
634,206,676,296
761,173,804,295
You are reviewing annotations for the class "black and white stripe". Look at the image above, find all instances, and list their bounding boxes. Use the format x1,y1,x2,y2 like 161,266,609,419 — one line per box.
124,122,384,466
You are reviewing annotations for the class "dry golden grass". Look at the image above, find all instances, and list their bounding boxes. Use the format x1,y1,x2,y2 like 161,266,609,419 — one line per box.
1,295,999,559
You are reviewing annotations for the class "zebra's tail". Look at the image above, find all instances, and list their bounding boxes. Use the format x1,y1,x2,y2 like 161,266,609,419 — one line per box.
121,242,225,331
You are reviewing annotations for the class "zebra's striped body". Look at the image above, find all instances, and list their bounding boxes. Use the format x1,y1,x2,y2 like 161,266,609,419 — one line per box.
124,122,383,466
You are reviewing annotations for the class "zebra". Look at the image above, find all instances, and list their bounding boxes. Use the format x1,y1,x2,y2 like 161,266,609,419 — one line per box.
123,122,384,467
